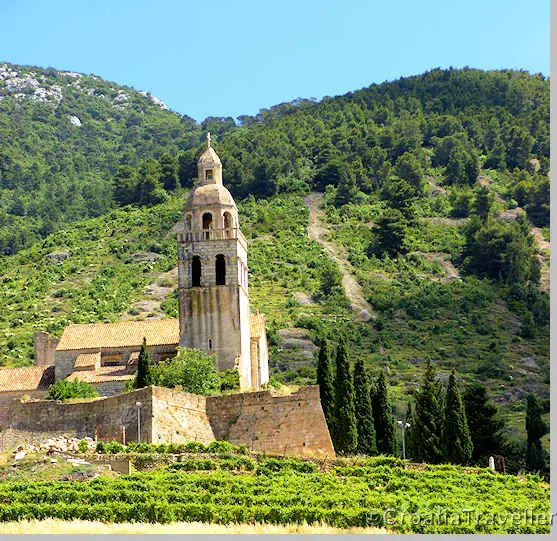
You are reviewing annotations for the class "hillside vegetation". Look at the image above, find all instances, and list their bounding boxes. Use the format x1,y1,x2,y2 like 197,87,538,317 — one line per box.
0,63,549,465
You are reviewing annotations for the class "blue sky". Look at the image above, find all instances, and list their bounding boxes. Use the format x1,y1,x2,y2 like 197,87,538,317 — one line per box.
0,0,549,121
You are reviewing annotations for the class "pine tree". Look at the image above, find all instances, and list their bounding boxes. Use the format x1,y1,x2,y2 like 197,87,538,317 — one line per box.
136,338,153,389
525,393,548,473
316,339,336,434
413,361,444,463
463,383,504,462
159,152,178,191
371,370,394,455
473,186,493,222
353,359,376,455
443,371,473,464
333,338,357,455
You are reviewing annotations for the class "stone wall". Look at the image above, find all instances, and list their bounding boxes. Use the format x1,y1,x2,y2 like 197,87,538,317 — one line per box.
5,385,335,458
7,387,154,443
206,386,335,458
0,390,47,427
151,387,214,444
33,332,59,367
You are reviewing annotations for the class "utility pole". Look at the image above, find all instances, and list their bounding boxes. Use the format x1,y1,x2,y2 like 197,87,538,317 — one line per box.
136,402,142,442
397,420,411,459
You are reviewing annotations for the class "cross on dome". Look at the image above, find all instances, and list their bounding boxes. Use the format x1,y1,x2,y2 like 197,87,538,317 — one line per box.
206,132,211,148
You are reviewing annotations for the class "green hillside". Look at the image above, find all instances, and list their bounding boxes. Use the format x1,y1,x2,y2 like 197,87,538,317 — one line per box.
0,63,549,470
0,62,202,253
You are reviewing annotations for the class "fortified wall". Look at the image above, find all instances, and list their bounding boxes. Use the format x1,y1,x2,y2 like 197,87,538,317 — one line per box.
6,385,335,458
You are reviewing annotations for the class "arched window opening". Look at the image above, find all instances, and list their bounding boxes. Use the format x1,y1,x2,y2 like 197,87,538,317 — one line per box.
192,256,201,287
223,212,233,237
205,169,213,181
216,254,226,285
202,212,213,229
208,339,213,351
202,212,213,239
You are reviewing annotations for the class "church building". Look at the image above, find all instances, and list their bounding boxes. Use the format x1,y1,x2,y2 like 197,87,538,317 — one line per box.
0,135,269,406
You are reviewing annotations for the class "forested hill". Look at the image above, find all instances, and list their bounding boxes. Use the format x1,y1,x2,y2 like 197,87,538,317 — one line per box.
213,68,549,204
0,64,549,255
0,62,201,253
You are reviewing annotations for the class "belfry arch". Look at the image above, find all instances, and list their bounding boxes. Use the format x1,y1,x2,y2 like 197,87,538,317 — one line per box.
215,254,226,285
192,256,201,287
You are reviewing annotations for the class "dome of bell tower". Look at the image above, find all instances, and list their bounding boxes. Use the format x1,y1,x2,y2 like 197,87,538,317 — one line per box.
197,132,223,185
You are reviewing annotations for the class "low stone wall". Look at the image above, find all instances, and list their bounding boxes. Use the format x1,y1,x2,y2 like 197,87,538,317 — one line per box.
0,390,47,427
5,385,335,458
7,387,154,443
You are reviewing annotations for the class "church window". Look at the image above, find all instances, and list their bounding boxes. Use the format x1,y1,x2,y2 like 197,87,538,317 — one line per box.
192,256,201,287
202,212,213,239
208,339,213,351
223,211,233,230
216,254,226,285
205,169,213,181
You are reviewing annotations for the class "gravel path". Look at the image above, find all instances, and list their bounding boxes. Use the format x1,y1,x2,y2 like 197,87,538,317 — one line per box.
304,192,374,321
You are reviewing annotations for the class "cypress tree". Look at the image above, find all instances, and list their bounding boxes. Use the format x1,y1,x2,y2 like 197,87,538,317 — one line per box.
525,393,548,473
135,338,153,389
334,338,357,455
443,370,473,464
371,370,394,455
316,339,336,434
463,383,504,462
353,359,377,455
413,361,444,463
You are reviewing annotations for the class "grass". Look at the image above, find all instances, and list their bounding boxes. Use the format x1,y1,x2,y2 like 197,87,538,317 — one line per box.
0,518,391,534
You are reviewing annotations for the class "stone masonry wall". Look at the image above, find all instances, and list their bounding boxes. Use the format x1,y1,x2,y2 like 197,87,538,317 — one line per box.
206,386,335,458
7,387,154,443
150,387,214,444
0,390,47,427
6,385,335,458
33,332,59,367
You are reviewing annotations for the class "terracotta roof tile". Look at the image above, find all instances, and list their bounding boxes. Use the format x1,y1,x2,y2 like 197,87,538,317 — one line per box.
250,313,266,339
56,319,179,351
0,366,55,392
73,352,100,371
65,365,135,384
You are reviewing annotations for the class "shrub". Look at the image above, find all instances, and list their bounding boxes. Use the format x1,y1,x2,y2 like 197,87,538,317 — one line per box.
151,347,220,395
207,440,235,454
77,439,89,454
46,379,99,401
96,440,124,454
219,368,240,392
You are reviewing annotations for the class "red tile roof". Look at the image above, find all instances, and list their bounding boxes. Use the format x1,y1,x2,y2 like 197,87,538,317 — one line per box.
73,352,100,371
0,366,55,392
56,318,179,351
65,365,135,384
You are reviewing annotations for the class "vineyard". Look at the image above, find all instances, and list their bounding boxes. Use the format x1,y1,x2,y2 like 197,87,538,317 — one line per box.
0,453,549,533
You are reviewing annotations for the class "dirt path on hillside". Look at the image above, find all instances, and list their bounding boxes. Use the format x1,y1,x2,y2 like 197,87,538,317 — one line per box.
304,192,374,321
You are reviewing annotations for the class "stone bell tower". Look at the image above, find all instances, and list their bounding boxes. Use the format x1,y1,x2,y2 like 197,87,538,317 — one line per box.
177,134,264,391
